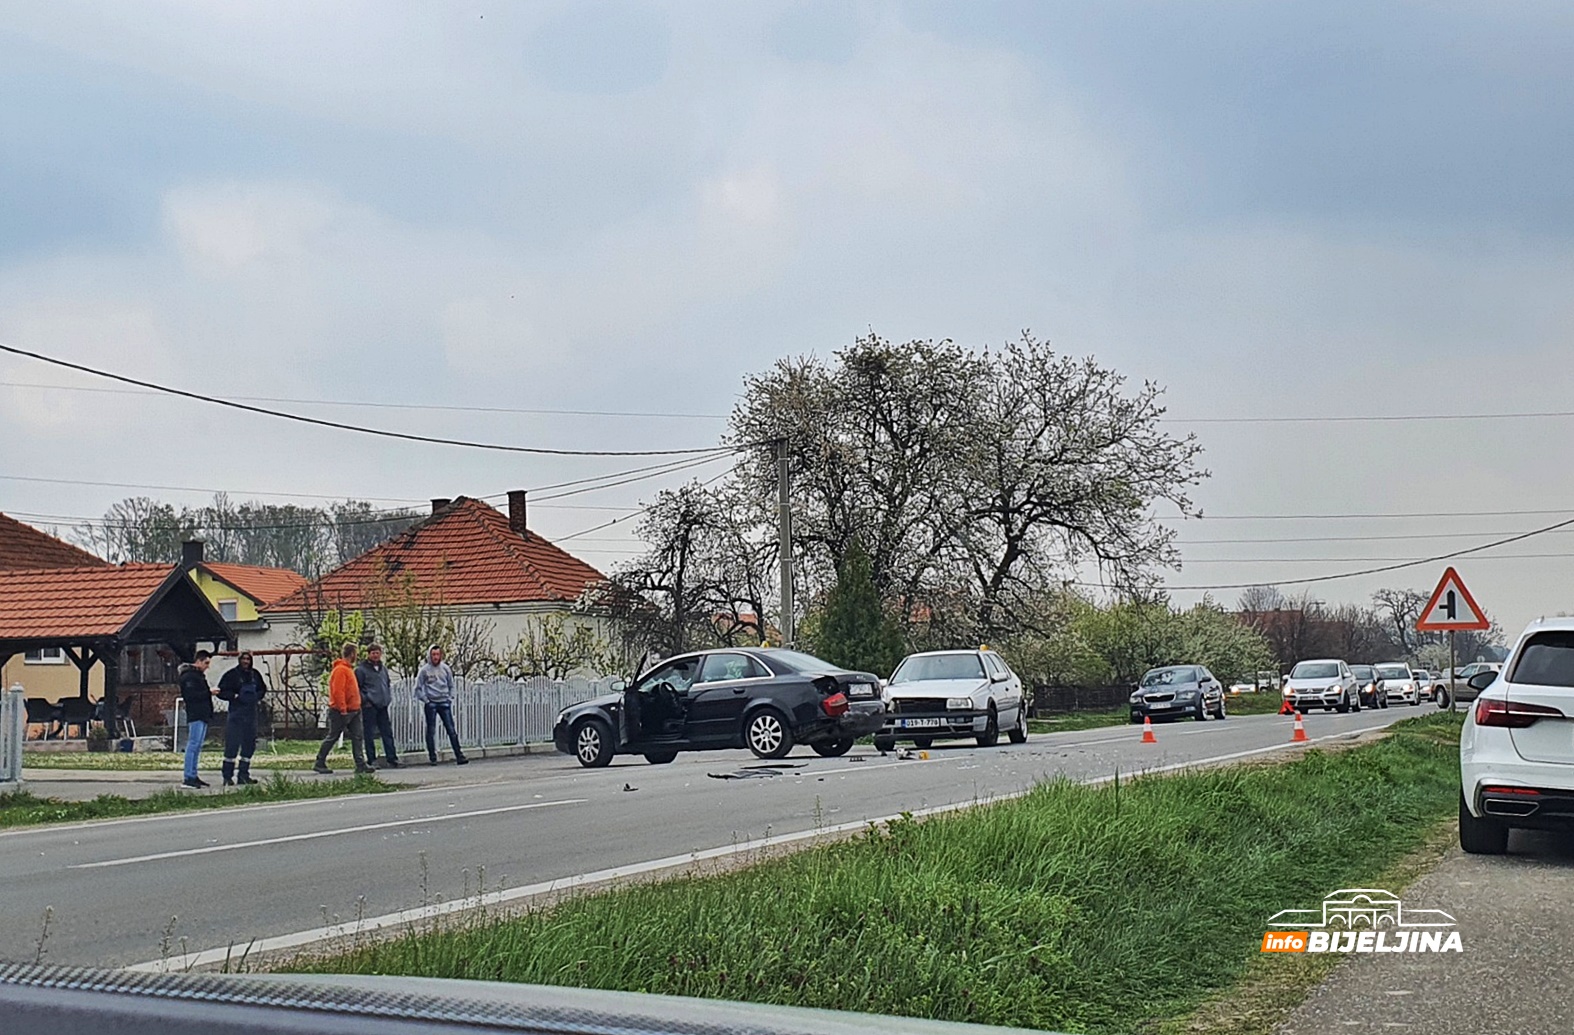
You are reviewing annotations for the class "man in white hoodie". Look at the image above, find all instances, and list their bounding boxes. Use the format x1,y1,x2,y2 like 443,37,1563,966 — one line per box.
413,645,468,765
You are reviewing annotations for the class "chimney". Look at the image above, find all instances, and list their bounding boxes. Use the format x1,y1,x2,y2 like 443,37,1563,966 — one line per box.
508,490,528,539
430,498,452,515
180,539,204,570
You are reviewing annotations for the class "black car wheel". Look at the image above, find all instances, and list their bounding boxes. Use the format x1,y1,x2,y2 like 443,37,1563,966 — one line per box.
912,736,934,749
811,738,854,758
1216,698,1228,720
976,705,1000,747
573,718,614,768
745,708,794,759
643,750,678,765
1130,712,1143,724
1459,791,1509,855
1336,691,1350,714
1194,699,1208,721
1008,706,1028,743
873,734,896,752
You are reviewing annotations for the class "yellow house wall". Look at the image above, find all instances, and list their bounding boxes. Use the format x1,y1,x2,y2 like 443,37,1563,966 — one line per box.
2,654,104,703
188,570,262,622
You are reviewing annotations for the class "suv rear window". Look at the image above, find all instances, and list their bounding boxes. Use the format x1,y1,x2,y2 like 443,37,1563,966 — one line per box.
1508,631,1574,687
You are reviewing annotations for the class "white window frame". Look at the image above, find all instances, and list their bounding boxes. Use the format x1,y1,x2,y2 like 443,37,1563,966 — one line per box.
217,599,239,622
24,647,67,665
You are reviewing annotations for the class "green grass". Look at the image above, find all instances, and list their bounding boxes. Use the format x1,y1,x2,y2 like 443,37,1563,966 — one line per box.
23,739,349,771
0,772,394,828
1028,709,1129,733
287,714,1465,1034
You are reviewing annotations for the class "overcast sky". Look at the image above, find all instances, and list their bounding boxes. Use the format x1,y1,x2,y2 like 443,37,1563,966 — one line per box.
3,1,1573,636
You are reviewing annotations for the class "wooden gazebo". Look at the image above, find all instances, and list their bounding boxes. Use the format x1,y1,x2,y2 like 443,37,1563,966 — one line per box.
0,564,234,736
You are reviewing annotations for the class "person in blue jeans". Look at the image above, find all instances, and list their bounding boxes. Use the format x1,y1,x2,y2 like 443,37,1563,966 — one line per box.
178,650,215,788
414,645,468,765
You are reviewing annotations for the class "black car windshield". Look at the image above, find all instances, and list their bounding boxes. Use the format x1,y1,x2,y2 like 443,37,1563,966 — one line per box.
1140,667,1196,687
1374,664,1409,680
891,654,985,682
1291,662,1339,679
761,649,841,674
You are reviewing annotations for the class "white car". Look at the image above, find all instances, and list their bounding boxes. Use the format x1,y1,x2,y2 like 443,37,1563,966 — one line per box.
1374,661,1422,705
1459,619,1574,854
877,649,1028,749
1282,659,1361,713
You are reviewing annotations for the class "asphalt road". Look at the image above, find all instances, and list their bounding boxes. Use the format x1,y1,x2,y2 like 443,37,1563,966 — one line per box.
1277,830,1574,1035
0,707,1412,970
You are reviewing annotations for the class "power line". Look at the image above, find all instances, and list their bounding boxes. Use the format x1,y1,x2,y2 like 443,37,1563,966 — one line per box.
1166,411,1574,425
0,473,433,504
1170,507,1574,522
1178,528,1574,545
0,342,749,457
1094,514,1574,592
1181,553,1574,563
534,452,737,502
556,465,737,542
524,450,735,495
13,376,1574,426
0,380,731,421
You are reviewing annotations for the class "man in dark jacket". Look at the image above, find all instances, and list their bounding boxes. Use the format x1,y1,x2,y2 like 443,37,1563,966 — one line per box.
178,650,215,789
356,643,400,768
216,651,268,786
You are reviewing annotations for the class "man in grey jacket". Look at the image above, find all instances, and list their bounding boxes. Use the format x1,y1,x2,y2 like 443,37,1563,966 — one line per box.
414,645,468,765
355,644,400,768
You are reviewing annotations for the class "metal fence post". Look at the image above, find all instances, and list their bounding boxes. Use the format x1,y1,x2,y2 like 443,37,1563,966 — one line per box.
2,683,25,788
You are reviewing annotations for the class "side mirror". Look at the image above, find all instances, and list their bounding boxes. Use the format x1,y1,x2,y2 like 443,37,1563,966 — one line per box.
611,679,628,692
991,671,1009,683
1466,671,1497,692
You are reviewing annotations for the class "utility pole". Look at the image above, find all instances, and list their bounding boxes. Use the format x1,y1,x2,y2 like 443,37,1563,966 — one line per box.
774,437,794,646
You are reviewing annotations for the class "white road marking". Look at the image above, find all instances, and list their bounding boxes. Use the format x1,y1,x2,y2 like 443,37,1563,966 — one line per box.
0,781,505,840
73,799,585,869
126,721,1394,972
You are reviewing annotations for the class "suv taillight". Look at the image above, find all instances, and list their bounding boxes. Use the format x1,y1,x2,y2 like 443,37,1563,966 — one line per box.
822,692,849,717
1475,697,1566,728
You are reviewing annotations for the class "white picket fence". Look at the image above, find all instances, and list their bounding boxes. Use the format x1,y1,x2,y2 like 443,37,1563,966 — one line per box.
1,684,24,787
380,675,617,756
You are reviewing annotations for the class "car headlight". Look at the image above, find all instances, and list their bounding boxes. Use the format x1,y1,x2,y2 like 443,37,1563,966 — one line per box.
946,697,973,710
1130,692,1144,703
1282,687,1294,696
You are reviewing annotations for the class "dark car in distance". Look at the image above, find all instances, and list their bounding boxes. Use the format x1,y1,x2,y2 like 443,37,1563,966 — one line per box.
1350,664,1388,709
553,648,887,767
1129,665,1227,722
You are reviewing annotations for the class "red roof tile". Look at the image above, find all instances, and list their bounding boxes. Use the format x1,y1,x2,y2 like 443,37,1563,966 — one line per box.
201,563,309,607
268,497,607,612
0,564,175,639
0,513,109,571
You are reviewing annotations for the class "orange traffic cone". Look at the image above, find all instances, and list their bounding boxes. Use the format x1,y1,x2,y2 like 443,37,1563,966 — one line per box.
1279,697,1295,716
1141,715,1157,744
1291,712,1309,743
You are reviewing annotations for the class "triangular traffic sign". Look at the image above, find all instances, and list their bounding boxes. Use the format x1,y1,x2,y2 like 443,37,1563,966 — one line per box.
1416,566,1489,631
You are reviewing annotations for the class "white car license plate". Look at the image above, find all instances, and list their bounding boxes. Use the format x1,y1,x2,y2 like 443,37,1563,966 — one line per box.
847,683,875,698
898,718,945,729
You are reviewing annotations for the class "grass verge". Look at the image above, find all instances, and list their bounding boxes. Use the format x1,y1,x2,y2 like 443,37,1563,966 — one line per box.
24,739,353,772
285,713,1464,1034
0,771,394,828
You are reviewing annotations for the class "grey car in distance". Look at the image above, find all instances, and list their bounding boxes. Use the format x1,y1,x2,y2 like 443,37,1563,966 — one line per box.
1129,665,1227,723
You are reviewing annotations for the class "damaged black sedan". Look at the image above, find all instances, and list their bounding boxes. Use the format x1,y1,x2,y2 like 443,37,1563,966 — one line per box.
553,648,887,767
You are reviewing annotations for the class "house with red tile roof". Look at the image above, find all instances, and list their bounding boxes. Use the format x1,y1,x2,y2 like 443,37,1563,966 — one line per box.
0,561,233,723
0,512,107,571
251,493,609,674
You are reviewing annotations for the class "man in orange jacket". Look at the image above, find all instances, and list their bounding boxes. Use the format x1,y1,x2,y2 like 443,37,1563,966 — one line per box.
314,642,373,775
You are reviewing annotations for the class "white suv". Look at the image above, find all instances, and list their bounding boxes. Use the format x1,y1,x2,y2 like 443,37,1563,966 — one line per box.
1459,619,1574,854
